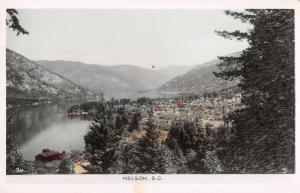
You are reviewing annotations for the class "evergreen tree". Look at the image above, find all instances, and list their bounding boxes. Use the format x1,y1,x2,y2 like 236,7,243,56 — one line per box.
165,120,212,173
137,97,152,105
166,120,204,155
186,145,208,173
215,9,294,173
6,9,29,35
124,119,178,173
115,115,123,135
6,131,33,175
84,102,121,173
128,111,141,132
57,158,72,174
6,9,31,174
121,115,129,126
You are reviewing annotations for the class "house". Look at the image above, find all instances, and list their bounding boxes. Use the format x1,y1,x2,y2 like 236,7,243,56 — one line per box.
35,149,65,162
71,109,81,115
68,106,88,116
175,100,182,108
154,106,164,112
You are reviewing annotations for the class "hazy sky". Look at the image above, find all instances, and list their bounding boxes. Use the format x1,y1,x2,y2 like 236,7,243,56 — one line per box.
7,9,251,68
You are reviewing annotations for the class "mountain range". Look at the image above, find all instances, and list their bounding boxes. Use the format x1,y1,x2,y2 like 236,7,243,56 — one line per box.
7,48,241,101
6,49,94,102
157,65,195,79
37,60,171,98
158,52,241,94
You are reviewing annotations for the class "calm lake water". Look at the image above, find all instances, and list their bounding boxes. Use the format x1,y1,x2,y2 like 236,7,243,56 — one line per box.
8,100,94,160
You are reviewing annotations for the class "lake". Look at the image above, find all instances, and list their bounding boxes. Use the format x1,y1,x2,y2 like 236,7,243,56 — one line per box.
8,99,94,161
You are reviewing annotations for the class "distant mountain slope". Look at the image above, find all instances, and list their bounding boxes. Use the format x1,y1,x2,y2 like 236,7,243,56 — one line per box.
6,49,94,100
158,52,241,94
158,65,194,80
37,61,169,98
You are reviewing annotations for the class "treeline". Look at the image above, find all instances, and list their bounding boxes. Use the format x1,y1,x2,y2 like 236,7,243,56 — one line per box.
68,101,99,113
171,87,241,101
84,102,225,174
109,97,154,106
68,97,154,113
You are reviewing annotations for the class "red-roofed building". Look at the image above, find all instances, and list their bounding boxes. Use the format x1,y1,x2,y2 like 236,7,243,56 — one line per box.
35,149,65,162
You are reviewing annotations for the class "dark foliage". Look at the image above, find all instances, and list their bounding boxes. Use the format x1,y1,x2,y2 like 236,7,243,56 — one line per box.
6,9,29,35
215,9,295,173
137,97,152,105
6,131,33,175
166,120,204,155
120,98,131,105
165,119,228,173
128,111,141,132
121,119,179,173
58,158,72,174
115,115,123,133
84,102,121,173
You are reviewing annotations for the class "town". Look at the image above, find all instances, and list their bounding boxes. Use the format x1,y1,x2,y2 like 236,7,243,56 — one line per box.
57,91,242,174
68,91,242,130
6,9,294,176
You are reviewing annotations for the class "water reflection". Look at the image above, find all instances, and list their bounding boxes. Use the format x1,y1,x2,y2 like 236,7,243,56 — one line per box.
8,100,93,160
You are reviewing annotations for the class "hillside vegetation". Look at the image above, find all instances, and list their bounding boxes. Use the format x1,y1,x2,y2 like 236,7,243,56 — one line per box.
37,60,170,98
6,49,94,103
158,52,241,94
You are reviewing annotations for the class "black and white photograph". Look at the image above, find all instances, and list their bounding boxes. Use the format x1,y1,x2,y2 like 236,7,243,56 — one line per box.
5,8,295,175
1,0,299,192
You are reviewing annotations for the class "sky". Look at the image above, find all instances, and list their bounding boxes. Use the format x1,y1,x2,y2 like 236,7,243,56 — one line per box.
6,9,251,68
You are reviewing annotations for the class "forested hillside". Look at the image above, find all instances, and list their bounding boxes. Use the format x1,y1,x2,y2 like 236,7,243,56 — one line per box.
158,52,240,94
37,60,169,98
6,49,94,103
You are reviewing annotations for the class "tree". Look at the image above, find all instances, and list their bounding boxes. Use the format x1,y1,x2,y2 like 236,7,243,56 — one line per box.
137,97,152,105
124,119,178,173
6,9,29,35
6,9,31,172
84,102,121,173
121,114,129,126
128,111,141,132
115,115,123,134
120,98,131,105
215,10,294,173
57,158,72,174
166,120,204,155
6,131,33,175
165,120,211,173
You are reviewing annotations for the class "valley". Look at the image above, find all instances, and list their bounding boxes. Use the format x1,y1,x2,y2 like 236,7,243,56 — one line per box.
5,8,294,176
6,48,241,174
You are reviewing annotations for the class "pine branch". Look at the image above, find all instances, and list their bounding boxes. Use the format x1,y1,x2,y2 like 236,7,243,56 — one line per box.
215,30,248,40
224,10,256,23
6,9,29,36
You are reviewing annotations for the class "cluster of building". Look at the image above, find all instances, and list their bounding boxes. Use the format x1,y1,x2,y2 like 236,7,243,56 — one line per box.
82,93,243,132
191,94,243,128
130,94,243,130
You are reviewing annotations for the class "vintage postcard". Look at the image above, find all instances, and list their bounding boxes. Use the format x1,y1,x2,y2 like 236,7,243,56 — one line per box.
0,0,299,193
